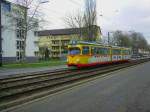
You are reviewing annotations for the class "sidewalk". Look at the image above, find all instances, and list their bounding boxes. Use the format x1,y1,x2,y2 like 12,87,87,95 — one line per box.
0,65,67,79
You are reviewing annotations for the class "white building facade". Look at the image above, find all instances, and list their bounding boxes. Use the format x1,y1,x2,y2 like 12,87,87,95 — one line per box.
1,1,39,63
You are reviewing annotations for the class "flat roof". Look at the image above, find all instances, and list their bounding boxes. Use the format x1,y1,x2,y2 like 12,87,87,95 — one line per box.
37,25,101,37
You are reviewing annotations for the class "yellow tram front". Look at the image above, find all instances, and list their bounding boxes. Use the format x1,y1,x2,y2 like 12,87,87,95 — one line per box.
67,42,93,68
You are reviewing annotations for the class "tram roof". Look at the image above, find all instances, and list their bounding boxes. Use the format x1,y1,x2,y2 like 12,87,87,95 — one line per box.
69,41,131,49
69,41,108,46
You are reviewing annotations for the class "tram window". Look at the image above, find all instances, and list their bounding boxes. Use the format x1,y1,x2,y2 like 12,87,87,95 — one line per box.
105,48,109,54
122,50,126,55
112,49,121,55
119,50,121,54
69,47,80,55
103,48,110,55
91,47,94,54
91,47,97,55
96,47,99,54
92,47,110,55
82,46,89,55
122,50,130,55
122,50,125,55
98,48,109,55
98,48,103,54
107,48,110,54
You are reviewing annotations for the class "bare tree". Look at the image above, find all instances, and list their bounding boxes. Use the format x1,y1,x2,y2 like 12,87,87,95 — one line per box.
112,30,149,51
9,0,48,62
64,11,84,40
65,11,83,28
130,32,148,49
64,0,98,42
83,0,97,41
112,31,132,47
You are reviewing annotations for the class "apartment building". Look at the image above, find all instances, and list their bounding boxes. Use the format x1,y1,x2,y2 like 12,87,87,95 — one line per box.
1,1,39,63
37,26,102,58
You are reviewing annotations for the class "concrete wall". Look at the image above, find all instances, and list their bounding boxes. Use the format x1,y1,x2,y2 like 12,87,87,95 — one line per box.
1,5,16,58
26,30,39,57
2,56,39,64
26,57,39,63
2,57,16,64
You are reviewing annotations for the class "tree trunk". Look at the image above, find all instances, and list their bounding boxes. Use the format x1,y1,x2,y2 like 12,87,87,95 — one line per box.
23,7,28,62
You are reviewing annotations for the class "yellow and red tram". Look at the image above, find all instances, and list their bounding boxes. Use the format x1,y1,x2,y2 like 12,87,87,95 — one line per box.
67,41,131,68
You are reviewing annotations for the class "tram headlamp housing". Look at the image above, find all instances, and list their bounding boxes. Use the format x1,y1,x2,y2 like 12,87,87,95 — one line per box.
76,59,80,63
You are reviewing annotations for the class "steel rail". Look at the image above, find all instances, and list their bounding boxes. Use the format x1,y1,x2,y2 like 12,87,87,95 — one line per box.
0,68,71,81
0,63,125,89
0,58,149,111
0,63,129,97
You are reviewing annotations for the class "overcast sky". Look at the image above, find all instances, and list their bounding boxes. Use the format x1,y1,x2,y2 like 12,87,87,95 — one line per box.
10,0,150,43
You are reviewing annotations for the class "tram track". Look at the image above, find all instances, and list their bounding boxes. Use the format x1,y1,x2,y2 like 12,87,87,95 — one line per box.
0,58,149,111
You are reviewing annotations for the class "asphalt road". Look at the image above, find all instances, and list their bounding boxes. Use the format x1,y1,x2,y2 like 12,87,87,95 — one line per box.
4,62,150,112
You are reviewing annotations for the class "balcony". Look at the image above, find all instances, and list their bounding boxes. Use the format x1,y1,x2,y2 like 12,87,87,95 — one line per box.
61,43,69,46
51,49,59,52
60,38,70,40
51,44,60,46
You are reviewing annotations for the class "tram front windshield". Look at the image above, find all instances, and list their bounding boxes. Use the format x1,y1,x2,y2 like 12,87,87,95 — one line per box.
69,47,81,55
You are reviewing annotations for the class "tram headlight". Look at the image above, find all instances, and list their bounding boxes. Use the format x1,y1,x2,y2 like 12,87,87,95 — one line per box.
76,59,80,63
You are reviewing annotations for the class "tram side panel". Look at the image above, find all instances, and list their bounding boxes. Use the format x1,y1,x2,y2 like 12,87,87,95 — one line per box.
67,43,131,67
89,46,112,65
122,48,131,61
111,48,122,62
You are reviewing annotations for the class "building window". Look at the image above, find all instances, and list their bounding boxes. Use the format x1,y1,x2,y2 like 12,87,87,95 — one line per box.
16,51,24,61
34,51,39,56
16,41,19,49
16,29,25,39
16,18,25,28
16,29,20,38
52,40,59,44
16,40,25,50
16,18,25,39
16,51,19,60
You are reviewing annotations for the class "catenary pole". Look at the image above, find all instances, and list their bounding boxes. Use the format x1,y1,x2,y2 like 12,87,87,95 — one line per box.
0,0,3,66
